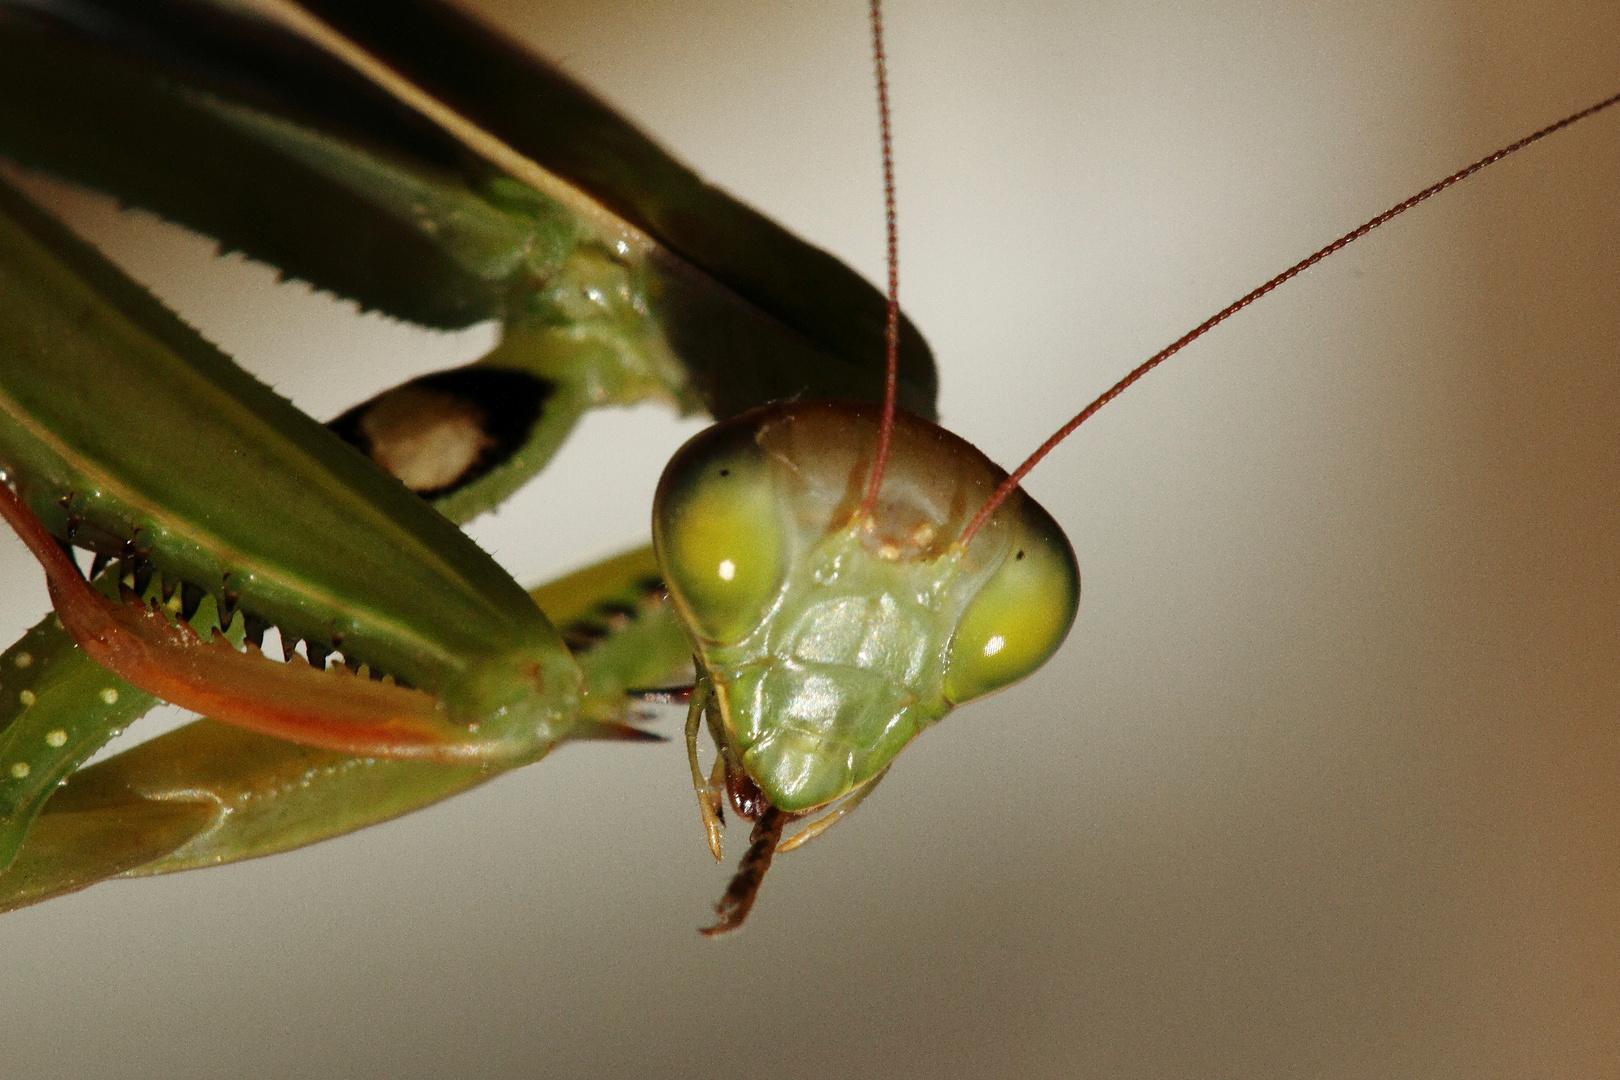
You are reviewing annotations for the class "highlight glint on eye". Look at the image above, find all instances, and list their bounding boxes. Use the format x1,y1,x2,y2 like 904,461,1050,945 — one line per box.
982,634,1005,658
718,559,736,582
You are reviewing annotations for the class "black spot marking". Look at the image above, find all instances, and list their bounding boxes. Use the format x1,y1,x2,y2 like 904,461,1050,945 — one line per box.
304,640,331,670
242,612,269,649
1016,550,1025,561
596,600,638,630
329,367,554,500
562,619,610,654
558,574,672,656
179,581,206,621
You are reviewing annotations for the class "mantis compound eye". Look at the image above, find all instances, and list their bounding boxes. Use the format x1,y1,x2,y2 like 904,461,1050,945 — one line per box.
943,498,1080,705
652,420,787,645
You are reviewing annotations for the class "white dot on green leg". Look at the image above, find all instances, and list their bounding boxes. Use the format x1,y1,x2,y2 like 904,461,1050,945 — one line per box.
18,689,35,707
100,687,119,705
13,652,31,668
45,729,67,748
9,762,29,779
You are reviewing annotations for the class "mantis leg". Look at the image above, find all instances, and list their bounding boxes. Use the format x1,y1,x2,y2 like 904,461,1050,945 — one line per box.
0,609,156,873
0,547,689,910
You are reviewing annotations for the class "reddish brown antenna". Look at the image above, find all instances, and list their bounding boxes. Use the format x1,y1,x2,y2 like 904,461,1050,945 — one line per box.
856,0,902,524
957,89,1620,548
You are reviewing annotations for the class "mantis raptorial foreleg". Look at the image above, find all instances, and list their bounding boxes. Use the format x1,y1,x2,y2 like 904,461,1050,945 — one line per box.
0,606,157,875
0,548,690,912
0,159,694,906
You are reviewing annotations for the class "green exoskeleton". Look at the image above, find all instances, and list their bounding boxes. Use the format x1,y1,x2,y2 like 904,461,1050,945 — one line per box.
658,401,1079,810
0,0,934,912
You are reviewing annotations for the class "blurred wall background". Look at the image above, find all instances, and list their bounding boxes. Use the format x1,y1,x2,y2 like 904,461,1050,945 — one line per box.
1,1,1617,1076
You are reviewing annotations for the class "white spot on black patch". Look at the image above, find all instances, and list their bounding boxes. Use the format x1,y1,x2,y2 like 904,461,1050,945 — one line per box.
329,367,553,500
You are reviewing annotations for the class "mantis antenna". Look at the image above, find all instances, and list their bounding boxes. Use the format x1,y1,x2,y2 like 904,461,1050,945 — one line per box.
855,0,902,525
654,2,1620,933
956,88,1620,548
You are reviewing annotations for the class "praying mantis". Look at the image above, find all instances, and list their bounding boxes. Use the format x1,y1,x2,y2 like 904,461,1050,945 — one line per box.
0,2,1613,1075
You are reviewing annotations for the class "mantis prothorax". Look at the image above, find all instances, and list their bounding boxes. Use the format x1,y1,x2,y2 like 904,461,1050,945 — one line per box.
650,0,1620,932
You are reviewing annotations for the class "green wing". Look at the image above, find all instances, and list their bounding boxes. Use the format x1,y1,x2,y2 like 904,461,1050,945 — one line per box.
0,0,937,421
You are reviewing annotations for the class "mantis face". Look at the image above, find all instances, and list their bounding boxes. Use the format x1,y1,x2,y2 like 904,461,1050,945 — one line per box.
654,400,1079,814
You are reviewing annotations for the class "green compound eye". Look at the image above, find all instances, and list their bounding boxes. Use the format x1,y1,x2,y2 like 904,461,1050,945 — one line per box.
943,499,1080,705
653,421,787,645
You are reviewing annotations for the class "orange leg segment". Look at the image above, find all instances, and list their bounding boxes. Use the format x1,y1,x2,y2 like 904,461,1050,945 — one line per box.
0,482,485,762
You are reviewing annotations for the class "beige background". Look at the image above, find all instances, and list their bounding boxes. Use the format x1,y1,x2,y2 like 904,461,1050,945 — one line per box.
1,1,1618,1076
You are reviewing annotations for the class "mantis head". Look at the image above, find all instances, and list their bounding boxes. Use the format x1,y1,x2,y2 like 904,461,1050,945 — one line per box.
652,398,1079,935
653,399,1079,815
